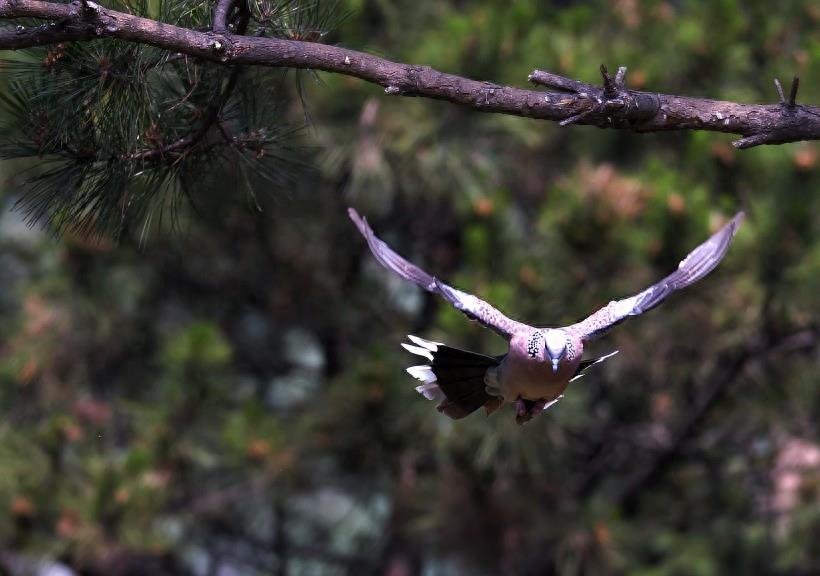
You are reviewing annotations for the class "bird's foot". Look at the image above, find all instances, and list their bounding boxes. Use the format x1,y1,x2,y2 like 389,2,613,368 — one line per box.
515,397,540,425
515,397,528,420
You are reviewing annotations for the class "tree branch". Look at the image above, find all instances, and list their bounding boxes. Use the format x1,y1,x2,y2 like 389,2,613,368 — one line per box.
2,0,820,147
212,0,248,35
615,346,754,513
615,323,820,513
212,0,235,34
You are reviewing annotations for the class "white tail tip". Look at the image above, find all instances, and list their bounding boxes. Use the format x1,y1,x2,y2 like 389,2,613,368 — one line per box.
415,382,443,401
407,334,442,351
406,365,437,384
401,343,434,361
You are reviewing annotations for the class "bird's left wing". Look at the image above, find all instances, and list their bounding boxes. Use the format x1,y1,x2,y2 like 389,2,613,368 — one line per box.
349,208,527,340
567,211,744,342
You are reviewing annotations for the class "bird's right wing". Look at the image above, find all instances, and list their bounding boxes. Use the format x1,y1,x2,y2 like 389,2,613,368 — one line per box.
568,211,744,342
349,208,527,340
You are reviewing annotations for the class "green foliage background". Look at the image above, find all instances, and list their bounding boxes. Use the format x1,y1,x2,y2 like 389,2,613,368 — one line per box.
0,1,819,575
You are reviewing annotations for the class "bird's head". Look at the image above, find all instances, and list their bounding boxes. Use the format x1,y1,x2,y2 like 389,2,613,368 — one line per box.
544,329,568,373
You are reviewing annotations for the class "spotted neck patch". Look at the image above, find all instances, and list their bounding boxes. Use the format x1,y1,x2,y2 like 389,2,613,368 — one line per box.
566,338,576,361
526,331,544,358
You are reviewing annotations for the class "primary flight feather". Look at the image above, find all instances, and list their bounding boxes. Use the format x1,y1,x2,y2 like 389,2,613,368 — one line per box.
350,208,744,424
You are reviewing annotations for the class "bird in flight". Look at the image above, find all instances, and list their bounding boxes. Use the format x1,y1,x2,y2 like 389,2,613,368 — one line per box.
349,208,744,424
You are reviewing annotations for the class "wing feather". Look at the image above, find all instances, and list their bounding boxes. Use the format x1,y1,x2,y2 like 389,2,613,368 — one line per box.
349,208,525,340
568,212,744,342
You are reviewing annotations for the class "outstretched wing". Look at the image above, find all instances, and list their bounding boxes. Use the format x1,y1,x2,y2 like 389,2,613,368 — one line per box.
568,212,744,342
349,208,527,340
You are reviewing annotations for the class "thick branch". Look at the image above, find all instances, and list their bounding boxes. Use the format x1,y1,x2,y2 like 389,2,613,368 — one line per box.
2,1,820,147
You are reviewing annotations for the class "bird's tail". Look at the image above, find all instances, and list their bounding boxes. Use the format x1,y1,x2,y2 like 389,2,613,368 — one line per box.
403,335,501,419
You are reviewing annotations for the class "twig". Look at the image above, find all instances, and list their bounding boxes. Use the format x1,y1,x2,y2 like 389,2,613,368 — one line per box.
528,70,592,93
788,76,799,107
213,0,249,35
615,346,753,512
2,1,820,146
614,323,819,512
600,64,623,97
212,0,235,34
774,78,786,104
559,107,595,127
132,66,241,162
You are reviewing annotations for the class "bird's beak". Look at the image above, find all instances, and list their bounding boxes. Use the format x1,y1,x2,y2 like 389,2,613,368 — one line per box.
551,358,559,373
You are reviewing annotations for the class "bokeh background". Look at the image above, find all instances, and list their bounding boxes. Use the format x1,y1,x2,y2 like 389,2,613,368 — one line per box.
1,1,819,574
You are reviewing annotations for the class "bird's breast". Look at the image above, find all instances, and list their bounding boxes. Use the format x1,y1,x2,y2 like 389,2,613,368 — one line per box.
498,337,582,402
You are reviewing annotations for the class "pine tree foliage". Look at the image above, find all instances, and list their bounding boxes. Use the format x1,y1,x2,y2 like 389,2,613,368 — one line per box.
252,0,348,41
0,0,345,238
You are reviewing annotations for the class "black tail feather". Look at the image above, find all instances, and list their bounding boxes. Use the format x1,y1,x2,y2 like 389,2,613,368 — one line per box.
403,336,501,420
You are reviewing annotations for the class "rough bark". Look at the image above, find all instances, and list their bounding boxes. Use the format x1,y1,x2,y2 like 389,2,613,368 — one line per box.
1,0,819,148
212,0,235,34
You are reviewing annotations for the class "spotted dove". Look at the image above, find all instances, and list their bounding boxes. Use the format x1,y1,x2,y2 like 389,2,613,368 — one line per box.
349,208,744,424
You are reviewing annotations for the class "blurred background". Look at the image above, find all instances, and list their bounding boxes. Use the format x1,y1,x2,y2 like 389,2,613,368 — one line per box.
1,1,819,574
